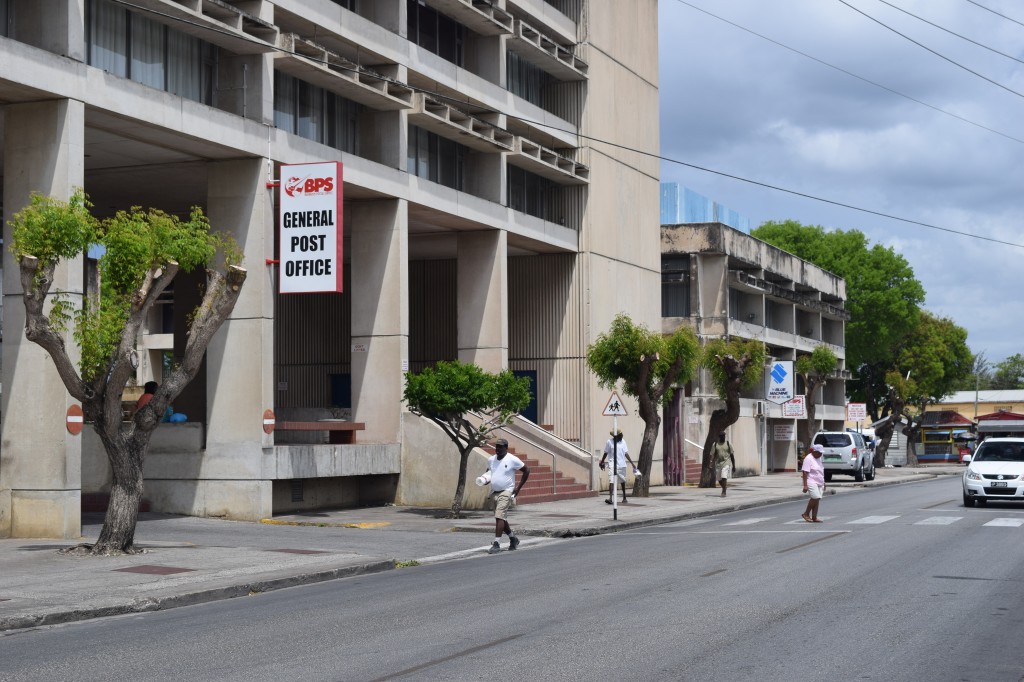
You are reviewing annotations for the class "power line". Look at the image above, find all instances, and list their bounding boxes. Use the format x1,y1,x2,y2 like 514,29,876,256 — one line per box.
672,0,1024,145
965,0,1024,29
876,0,1024,66
107,0,1024,249
837,0,1024,100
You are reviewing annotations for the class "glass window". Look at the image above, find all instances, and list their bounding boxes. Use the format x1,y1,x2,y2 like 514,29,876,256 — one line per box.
407,125,466,191
298,80,324,143
274,71,296,133
0,0,9,38
131,13,166,89
507,166,554,220
167,30,201,100
407,0,465,66
89,0,128,77
662,256,690,317
274,72,362,154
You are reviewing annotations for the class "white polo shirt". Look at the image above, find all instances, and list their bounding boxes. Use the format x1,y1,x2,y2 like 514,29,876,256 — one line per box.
489,453,524,493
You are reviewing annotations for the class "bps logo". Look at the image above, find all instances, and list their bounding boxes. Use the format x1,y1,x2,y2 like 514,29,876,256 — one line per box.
284,175,335,198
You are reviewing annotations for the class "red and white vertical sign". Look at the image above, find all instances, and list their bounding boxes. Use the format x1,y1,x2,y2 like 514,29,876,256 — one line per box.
279,161,343,293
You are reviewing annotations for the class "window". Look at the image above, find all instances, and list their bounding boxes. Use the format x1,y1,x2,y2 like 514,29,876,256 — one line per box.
274,72,362,154
86,0,215,104
662,256,691,317
507,165,555,220
331,0,357,9
0,0,10,37
506,52,551,107
407,0,464,66
407,126,467,190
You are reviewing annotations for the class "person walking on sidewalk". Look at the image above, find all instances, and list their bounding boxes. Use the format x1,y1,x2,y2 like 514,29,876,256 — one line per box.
486,438,530,554
600,429,638,505
801,443,826,523
713,432,736,497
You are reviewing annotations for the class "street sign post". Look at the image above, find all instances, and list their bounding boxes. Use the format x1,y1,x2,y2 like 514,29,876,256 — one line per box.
603,392,628,520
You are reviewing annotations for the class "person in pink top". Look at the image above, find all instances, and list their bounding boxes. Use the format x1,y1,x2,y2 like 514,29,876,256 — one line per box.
801,443,826,523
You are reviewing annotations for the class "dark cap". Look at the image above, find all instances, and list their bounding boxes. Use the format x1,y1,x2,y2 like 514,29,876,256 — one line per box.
495,438,509,447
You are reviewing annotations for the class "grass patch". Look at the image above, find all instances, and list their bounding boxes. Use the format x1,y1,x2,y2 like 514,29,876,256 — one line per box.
395,560,421,569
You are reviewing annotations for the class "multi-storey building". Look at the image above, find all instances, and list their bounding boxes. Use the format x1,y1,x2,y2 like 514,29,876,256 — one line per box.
661,222,850,479
0,0,661,537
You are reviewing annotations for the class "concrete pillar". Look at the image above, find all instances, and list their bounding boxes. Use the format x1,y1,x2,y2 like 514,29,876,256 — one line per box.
10,0,86,61
217,54,275,124
1,99,86,538
203,159,275,497
350,200,408,443
457,230,507,372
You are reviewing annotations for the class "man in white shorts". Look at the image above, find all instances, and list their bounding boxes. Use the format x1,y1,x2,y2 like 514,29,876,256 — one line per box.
801,443,826,523
599,429,638,504
486,438,530,554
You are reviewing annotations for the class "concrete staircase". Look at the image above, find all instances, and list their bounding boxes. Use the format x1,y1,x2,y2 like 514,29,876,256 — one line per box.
487,447,597,505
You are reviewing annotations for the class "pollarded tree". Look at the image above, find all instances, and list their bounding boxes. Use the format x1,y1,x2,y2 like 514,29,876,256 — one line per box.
10,191,246,555
699,338,767,487
403,360,531,517
796,346,839,453
587,314,701,496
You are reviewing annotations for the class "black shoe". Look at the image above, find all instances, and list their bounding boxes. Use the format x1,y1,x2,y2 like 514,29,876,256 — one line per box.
605,499,613,505
487,541,501,555
509,535,520,551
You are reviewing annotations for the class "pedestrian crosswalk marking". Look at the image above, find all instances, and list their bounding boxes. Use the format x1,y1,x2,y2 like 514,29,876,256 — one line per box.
915,517,962,525
848,515,900,525
723,517,774,526
983,518,1024,527
784,517,833,524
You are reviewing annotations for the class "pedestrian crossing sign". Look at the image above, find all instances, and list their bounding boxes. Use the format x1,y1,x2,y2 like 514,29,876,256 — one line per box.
602,391,628,416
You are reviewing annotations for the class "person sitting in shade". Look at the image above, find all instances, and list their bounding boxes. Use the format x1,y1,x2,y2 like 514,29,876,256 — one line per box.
134,381,158,413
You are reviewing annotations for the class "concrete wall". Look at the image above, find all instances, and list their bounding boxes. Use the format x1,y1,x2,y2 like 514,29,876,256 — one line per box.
396,413,494,510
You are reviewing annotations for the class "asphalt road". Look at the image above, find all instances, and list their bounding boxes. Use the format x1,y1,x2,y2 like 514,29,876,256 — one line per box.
3,477,1023,682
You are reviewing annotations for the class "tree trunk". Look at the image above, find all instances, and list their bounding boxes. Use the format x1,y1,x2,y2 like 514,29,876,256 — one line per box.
450,447,471,518
873,417,894,469
633,413,661,497
904,424,920,466
91,433,148,554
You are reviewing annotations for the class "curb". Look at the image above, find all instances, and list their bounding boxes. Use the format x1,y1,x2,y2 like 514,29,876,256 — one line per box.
0,559,395,633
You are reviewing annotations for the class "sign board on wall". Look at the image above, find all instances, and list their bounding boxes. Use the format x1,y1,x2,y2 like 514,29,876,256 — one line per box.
279,161,343,293
773,424,795,441
765,361,794,404
847,402,867,422
782,395,807,418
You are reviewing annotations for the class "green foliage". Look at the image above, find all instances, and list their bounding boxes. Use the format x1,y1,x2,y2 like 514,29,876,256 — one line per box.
701,338,766,396
586,314,699,405
888,312,972,405
9,191,240,381
991,353,1024,390
752,220,925,371
403,361,532,423
796,346,839,378
9,190,97,265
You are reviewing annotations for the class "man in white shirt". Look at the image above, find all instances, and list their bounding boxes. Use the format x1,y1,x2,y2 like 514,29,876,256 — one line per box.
599,429,638,505
486,438,530,554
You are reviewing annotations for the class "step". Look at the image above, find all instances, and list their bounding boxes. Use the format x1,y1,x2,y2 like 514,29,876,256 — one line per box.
516,489,599,505
519,481,590,495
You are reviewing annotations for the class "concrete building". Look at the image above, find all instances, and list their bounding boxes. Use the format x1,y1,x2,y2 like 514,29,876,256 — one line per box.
661,222,850,479
0,0,661,538
927,390,1024,422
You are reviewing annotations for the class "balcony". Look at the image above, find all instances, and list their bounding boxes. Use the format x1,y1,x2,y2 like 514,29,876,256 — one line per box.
426,0,514,36
276,34,414,111
507,19,587,81
408,95,514,152
126,0,278,54
507,137,589,185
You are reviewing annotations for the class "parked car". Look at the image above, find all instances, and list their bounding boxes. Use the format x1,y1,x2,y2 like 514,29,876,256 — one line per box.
962,437,1024,507
813,431,875,482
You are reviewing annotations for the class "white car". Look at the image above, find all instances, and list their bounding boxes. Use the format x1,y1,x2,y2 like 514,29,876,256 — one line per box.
962,437,1024,507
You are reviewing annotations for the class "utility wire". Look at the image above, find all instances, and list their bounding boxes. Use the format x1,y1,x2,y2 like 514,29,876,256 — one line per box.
837,0,1024,100
673,0,1024,145
876,0,1024,65
107,0,1024,249
965,0,1024,29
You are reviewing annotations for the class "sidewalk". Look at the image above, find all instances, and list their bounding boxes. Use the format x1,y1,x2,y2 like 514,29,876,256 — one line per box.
0,465,962,631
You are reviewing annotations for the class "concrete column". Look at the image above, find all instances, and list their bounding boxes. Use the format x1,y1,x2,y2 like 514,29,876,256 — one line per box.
217,54,275,124
457,230,507,372
203,159,275,495
11,0,86,61
350,200,408,443
1,99,86,538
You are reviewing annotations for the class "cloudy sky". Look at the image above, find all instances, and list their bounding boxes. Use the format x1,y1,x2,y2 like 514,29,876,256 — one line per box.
657,0,1024,364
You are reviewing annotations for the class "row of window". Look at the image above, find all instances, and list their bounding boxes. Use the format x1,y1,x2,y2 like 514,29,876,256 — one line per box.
87,0,216,105
274,72,362,154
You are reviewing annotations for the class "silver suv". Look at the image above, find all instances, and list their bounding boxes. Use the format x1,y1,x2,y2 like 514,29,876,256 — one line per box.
813,431,875,482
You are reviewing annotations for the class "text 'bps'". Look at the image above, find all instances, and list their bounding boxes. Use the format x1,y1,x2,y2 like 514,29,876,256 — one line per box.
284,175,335,198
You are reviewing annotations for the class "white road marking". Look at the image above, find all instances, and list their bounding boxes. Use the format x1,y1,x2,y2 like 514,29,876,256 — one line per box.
983,518,1024,527
915,517,962,525
848,515,900,525
723,517,775,526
